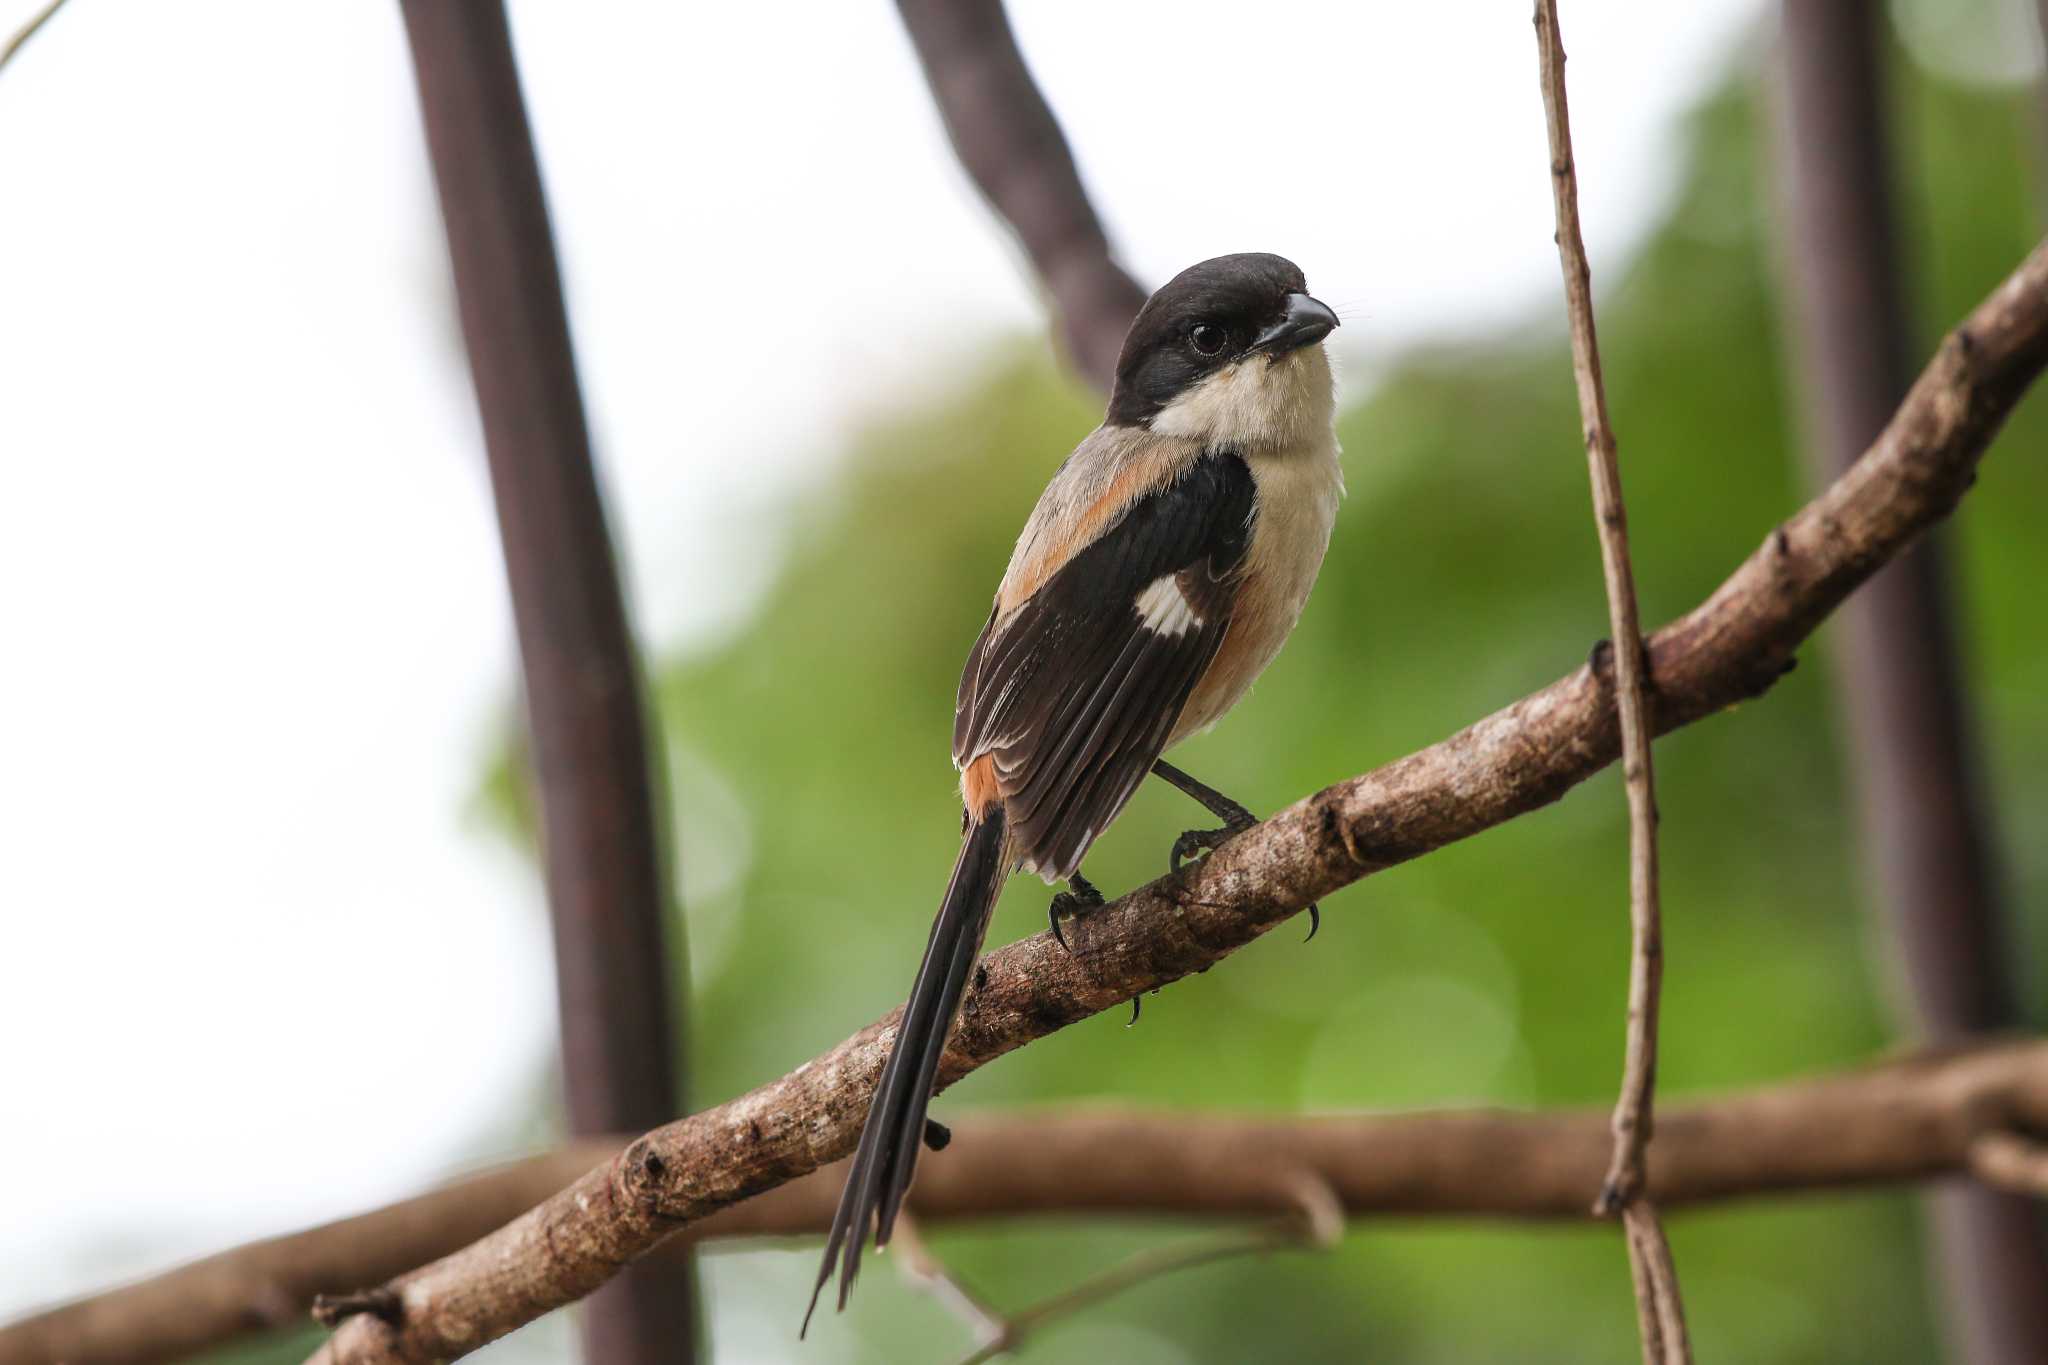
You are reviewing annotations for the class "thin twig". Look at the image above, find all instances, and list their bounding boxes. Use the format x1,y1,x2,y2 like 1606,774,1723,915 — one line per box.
0,0,71,75
1968,1130,2048,1198
891,1215,1010,1350
1617,1208,1667,1362
946,1226,1300,1365
1623,1203,1691,1358
949,1174,1342,1365
1531,0,1664,1219
1531,3,1689,1361
300,233,2048,1363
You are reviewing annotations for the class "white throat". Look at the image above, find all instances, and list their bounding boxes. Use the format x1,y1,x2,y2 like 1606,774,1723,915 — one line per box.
1147,344,1336,451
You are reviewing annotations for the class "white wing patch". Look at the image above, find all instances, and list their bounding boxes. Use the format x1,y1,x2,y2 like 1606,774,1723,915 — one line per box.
1134,574,1202,637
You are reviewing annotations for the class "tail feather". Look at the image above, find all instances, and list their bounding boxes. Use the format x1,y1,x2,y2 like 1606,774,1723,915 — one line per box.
804,807,1010,1334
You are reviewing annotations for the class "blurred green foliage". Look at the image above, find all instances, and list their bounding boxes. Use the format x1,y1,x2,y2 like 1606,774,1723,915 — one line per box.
458,39,2048,1365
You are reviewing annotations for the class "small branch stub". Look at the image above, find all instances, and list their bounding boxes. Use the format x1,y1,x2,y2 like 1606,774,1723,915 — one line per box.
310,1289,401,1330
1968,1130,2048,1197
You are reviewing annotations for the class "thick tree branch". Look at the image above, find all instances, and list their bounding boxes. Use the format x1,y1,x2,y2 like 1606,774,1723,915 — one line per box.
0,1146,614,1365
397,2,692,1358
1531,5,1689,1360
302,239,2048,1364
1773,7,2048,1361
894,0,1147,389
19,1039,2048,1364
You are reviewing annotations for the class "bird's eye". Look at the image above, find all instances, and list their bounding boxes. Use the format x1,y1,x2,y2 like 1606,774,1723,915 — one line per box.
1188,323,1227,356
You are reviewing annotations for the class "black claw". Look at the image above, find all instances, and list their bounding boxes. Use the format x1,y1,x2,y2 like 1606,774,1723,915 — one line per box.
1170,826,1232,875
1049,905,1070,951
1304,903,1321,942
1127,994,1141,1027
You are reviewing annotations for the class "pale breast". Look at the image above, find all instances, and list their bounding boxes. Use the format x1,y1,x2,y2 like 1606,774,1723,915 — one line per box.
1171,428,1343,744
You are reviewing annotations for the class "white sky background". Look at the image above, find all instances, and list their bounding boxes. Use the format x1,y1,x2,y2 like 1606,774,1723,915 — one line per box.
0,0,1820,1354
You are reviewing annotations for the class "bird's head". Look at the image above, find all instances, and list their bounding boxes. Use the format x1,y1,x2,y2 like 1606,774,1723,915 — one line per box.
1106,252,1338,449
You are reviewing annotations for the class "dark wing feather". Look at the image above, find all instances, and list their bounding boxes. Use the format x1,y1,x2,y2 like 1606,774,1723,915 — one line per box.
954,450,1256,879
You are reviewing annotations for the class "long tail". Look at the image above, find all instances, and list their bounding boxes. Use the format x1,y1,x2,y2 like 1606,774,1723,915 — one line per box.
804,805,1010,1334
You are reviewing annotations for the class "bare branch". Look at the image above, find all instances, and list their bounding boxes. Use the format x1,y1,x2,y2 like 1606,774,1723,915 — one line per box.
1617,1205,1668,1363
297,239,2048,1364
1531,0,1665,1219
949,1214,1326,1365
21,1039,2048,1363
1531,3,1688,1358
890,1215,1009,1351
894,0,1147,389
1772,4,2048,1360
928,1170,1340,1365
0,1144,612,1365
396,1,693,1356
0,0,71,76
1620,1204,1690,1363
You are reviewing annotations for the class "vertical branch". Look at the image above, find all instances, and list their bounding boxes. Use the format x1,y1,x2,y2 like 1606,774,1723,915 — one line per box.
1772,5,2048,1362
894,0,1147,390
397,4,695,1361
1531,4,1691,1362
2036,1,2048,213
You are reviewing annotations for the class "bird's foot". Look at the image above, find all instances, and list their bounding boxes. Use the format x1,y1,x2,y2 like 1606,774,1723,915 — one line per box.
1048,871,1105,952
1168,817,1252,874
1156,760,1324,943
1169,820,1322,943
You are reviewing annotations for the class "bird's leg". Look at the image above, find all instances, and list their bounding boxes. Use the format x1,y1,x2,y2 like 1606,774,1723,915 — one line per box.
1047,869,1105,952
1152,759,1258,861
1151,760,1321,941
1047,874,1144,1022
1152,760,1258,880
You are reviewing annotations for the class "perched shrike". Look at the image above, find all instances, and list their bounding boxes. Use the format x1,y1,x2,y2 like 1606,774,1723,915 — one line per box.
807,253,1342,1327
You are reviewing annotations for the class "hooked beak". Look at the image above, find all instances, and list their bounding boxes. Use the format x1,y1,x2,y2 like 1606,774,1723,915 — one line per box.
1252,292,1339,356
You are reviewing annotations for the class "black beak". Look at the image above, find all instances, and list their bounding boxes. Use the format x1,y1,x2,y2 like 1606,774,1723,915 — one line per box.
1252,292,1339,355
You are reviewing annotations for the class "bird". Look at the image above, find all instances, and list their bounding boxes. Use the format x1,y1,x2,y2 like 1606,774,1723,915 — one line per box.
805,252,1342,1330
